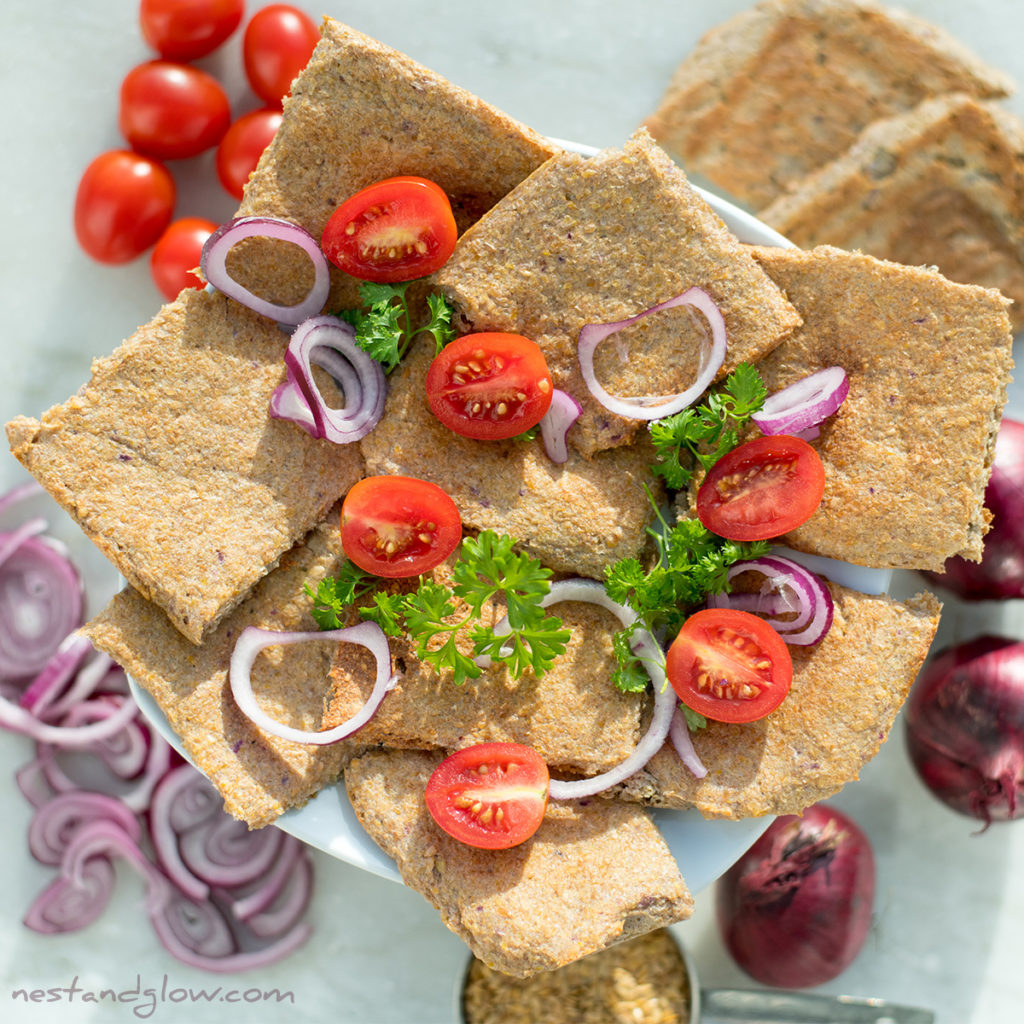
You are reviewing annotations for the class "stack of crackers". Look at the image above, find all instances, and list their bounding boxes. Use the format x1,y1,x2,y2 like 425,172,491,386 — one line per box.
644,0,1024,329
5,17,1014,976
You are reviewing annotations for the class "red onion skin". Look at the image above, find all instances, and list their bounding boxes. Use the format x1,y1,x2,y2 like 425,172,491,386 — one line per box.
924,418,1024,600
716,803,875,989
905,636,1024,824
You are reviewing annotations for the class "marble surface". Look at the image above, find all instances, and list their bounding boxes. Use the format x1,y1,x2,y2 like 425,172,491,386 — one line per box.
2,2,1023,1022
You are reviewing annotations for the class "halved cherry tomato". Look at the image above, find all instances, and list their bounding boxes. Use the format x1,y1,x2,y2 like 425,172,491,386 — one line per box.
696,434,825,542
215,108,283,200
242,4,320,106
74,150,176,264
666,608,793,724
425,742,549,850
119,60,231,161
425,333,554,441
140,0,245,62
340,475,462,579
321,176,458,283
150,216,218,300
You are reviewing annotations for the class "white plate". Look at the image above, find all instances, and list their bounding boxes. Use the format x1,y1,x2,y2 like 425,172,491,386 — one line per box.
125,155,876,894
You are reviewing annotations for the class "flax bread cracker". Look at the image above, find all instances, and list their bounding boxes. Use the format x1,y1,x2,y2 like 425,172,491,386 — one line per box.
359,339,660,579
643,0,1013,210
433,129,801,458
344,748,693,978
758,94,1024,329
82,511,366,829
616,584,941,819
231,17,561,313
325,587,644,775
746,244,1013,569
7,288,364,644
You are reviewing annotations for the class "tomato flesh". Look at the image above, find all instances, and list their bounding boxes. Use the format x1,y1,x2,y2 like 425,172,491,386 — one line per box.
321,176,458,283
425,333,554,441
667,608,793,724
425,743,549,849
74,150,176,265
150,217,217,300
242,4,320,106
140,0,245,62
119,60,231,161
696,434,825,541
340,475,462,579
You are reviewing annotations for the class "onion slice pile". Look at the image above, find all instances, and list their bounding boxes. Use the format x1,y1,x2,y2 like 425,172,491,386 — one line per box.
577,287,727,420
230,620,396,745
707,555,834,646
199,216,331,326
478,577,705,797
751,366,849,436
269,315,386,444
539,389,582,464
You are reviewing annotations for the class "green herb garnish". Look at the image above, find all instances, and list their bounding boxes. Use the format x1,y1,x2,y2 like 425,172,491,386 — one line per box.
649,362,768,489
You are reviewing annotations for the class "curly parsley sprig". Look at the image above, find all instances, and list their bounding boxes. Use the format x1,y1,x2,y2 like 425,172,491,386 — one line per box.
649,362,768,489
306,531,571,686
336,281,456,373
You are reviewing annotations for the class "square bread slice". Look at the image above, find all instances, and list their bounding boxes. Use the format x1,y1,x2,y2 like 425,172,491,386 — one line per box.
748,244,1013,570
231,17,561,313
616,584,941,819
81,510,364,829
434,129,801,458
643,0,1013,209
359,340,662,579
7,288,363,644
759,94,1024,329
344,748,693,977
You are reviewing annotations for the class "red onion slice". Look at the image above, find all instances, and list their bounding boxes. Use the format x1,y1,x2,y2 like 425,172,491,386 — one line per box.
669,707,708,780
200,216,331,326
1,689,139,745
17,634,92,713
23,856,116,934
751,366,849,436
539,389,582,463
27,791,141,866
269,315,386,444
708,555,834,646
230,621,397,745
577,286,727,420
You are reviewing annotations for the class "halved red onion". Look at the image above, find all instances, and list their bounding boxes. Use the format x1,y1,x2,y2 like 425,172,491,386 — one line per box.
269,315,386,444
199,216,331,326
577,287,727,420
751,366,849,436
707,555,834,646
230,621,397,745
0,526,83,682
539,388,582,463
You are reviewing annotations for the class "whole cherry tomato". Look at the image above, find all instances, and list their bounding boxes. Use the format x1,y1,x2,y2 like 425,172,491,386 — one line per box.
119,60,231,160
74,150,176,264
139,0,245,61
215,108,283,200
242,4,320,106
150,216,218,300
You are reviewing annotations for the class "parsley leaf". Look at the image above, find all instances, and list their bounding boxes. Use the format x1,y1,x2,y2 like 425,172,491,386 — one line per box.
650,362,768,488
422,292,456,353
304,562,374,629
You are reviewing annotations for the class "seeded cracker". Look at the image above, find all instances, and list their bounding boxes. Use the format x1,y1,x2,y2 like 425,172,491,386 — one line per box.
759,94,1024,330
643,0,1013,209
7,289,363,644
344,748,693,978
748,245,1013,569
617,585,941,819
434,130,801,458
82,513,365,829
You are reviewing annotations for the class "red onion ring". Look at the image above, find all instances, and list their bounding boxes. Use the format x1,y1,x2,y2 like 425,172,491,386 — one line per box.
1,689,139,745
269,315,386,444
577,286,727,420
199,216,331,326
707,555,834,646
751,366,849,436
17,634,92,713
27,791,141,866
669,707,708,780
230,620,397,745
241,849,313,938
539,388,582,463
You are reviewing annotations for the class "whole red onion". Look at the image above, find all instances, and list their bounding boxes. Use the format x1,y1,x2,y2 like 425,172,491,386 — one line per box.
715,804,875,988
905,636,1024,824
925,418,1024,600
